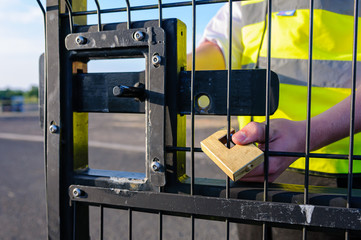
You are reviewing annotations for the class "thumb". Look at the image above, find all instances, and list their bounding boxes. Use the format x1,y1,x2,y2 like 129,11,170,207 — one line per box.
232,122,266,145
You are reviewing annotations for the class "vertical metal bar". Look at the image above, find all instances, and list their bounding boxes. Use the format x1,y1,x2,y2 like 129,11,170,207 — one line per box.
225,1,233,239
36,1,48,237
159,212,163,240
346,0,359,239
158,0,163,28
263,0,272,239
125,0,131,29
191,0,196,239
128,208,132,240
100,205,104,240
46,0,66,238
94,0,102,31
36,0,46,18
64,0,74,33
72,1,89,238
303,1,314,239
73,202,77,240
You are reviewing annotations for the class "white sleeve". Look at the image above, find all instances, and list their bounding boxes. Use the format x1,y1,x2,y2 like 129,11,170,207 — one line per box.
200,3,244,69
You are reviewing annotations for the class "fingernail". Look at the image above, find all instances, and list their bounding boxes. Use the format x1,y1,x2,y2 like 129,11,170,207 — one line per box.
235,131,247,143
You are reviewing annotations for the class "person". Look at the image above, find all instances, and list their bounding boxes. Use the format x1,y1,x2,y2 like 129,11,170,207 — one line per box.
189,0,361,184
188,0,361,239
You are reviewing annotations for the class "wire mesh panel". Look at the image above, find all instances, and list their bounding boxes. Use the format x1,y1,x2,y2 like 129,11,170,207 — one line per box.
38,0,361,239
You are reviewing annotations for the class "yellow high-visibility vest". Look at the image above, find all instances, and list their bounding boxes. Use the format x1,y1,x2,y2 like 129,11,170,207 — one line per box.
236,0,361,176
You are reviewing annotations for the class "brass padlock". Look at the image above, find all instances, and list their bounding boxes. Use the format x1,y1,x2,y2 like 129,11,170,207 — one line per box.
200,128,264,181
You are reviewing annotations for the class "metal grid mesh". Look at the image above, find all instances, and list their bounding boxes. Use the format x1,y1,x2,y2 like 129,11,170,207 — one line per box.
38,0,361,239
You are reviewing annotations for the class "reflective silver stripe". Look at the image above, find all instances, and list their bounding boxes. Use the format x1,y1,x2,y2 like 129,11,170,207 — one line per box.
254,57,361,88
274,0,360,16
242,0,359,17
239,1,267,26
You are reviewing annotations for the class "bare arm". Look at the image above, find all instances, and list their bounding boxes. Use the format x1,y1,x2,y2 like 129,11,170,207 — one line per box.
186,40,226,70
232,86,361,182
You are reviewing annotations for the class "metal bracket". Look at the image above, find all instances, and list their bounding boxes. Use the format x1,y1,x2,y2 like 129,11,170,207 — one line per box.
65,22,167,188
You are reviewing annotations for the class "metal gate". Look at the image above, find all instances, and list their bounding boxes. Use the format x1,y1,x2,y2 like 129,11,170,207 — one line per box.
37,0,361,239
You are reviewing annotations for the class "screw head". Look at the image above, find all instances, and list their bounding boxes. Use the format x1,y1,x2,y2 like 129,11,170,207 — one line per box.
49,124,59,134
151,161,161,172
72,188,82,198
133,31,144,41
75,36,87,45
152,55,162,67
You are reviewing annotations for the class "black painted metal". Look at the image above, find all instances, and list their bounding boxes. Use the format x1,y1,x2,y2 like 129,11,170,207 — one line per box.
72,69,279,114
179,70,279,115
69,185,361,231
41,0,361,239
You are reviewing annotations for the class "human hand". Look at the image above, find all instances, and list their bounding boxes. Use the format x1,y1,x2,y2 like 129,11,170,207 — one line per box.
232,119,306,182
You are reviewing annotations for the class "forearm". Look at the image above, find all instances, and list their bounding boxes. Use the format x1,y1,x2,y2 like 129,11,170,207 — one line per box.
186,40,226,70
310,86,361,151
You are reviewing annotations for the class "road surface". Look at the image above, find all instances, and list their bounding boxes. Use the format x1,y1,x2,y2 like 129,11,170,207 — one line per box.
0,111,240,239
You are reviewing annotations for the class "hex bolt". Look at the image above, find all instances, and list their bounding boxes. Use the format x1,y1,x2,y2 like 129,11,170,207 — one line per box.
49,124,59,134
75,36,87,45
151,161,161,172
72,188,82,198
152,55,162,67
133,31,144,41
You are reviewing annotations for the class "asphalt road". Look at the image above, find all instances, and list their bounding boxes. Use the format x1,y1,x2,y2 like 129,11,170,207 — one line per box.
0,111,240,239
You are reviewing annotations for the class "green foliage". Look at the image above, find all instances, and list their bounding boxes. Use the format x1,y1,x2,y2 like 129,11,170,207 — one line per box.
24,86,39,98
0,86,38,99
0,88,23,99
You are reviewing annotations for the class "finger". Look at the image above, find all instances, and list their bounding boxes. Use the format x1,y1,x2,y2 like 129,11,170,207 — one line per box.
232,122,266,145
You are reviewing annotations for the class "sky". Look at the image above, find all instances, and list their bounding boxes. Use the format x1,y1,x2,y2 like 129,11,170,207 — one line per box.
0,0,224,90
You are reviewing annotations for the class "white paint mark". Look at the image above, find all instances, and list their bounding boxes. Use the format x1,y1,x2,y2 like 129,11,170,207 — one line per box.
0,133,145,152
109,177,145,184
101,34,106,40
90,141,144,152
0,133,43,142
114,35,119,45
110,188,121,194
300,205,315,224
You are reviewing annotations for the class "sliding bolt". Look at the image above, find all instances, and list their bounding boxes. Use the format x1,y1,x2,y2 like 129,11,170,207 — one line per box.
133,31,144,41
75,36,87,45
49,124,59,134
72,188,82,198
152,55,162,67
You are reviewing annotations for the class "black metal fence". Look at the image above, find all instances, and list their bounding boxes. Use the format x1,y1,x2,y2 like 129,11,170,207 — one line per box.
37,0,361,239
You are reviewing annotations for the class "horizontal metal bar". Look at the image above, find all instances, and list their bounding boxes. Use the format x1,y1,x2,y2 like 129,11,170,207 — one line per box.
179,70,279,115
65,27,162,51
62,0,242,18
73,169,154,191
73,70,279,115
166,146,203,152
69,185,361,231
73,72,145,113
165,147,361,161
72,170,361,206
269,151,361,160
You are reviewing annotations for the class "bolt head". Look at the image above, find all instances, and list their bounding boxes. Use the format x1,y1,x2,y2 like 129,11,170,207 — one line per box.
133,31,144,41
152,55,162,66
49,124,58,134
113,86,123,97
72,188,82,198
151,161,161,172
75,36,87,45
